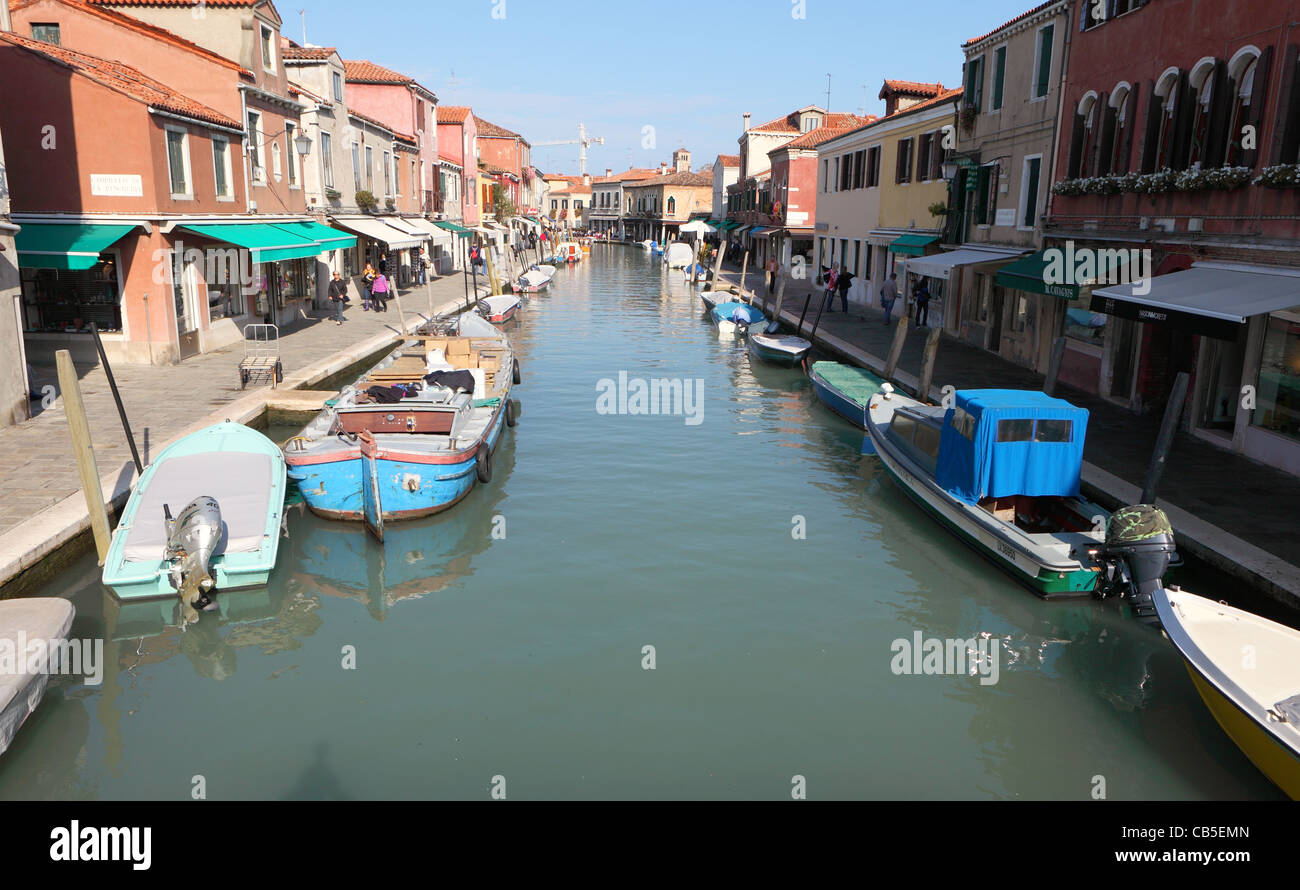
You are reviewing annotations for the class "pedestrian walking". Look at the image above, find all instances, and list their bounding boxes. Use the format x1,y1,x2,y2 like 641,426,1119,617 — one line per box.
822,263,840,312
327,271,349,325
766,255,780,295
913,279,932,328
836,266,854,313
361,262,376,310
371,271,390,312
378,252,389,277
881,273,900,325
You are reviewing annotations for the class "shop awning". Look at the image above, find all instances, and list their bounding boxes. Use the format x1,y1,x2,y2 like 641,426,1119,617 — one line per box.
748,226,779,238
434,220,474,238
1091,262,1300,340
15,222,135,270
996,248,1129,299
889,233,941,256
399,217,454,245
906,246,1028,281
330,216,424,250
179,222,324,263
379,216,431,242
272,221,356,251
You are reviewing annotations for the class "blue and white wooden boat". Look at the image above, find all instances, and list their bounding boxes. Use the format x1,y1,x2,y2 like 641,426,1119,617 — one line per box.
710,301,768,336
808,361,885,428
748,322,811,367
101,422,286,601
283,313,518,541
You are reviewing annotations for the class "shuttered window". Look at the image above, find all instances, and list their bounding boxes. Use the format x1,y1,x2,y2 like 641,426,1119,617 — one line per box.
1036,26,1054,99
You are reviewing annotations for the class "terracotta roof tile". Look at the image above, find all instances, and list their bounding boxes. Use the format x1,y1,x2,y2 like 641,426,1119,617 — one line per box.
283,45,336,61
879,79,946,99
749,109,869,134
964,1,1062,47
780,116,878,150
624,170,711,188
473,115,520,138
437,105,472,123
0,31,240,129
594,167,659,183
716,154,740,167
344,59,414,85
87,0,257,5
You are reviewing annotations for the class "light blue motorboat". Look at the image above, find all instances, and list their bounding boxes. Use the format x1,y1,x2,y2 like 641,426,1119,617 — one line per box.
101,422,287,604
710,301,769,336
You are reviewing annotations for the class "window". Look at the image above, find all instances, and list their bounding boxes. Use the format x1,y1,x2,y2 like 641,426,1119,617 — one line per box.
896,138,914,183
992,46,1006,110
285,123,298,187
1146,69,1182,172
416,100,425,132
1282,49,1300,165
31,23,60,45
551,199,558,211
1103,85,1133,174
822,159,829,192
321,133,334,189
950,408,976,440
383,151,391,195
974,163,998,225
866,146,881,187
965,56,984,112
917,134,932,181
247,111,263,182
839,154,853,190
1009,292,1029,332
1253,310,1300,443
166,127,192,197
1186,59,1218,168
913,422,941,459
351,142,361,192
412,160,417,197
1035,419,1073,443
365,146,373,187
1068,92,1099,178
333,72,344,102
853,149,865,188
1019,156,1041,229
889,413,917,444
271,142,282,182
1224,49,1263,167
997,419,1033,442
832,156,841,192
667,196,676,214
1035,25,1054,99
260,24,275,73
212,137,233,199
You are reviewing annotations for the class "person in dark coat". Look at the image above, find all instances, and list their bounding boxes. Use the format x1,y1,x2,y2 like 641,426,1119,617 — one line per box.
836,268,854,313
327,271,348,324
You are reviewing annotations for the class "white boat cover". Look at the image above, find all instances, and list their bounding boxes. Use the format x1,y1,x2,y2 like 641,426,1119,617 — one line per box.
0,598,74,756
665,242,694,268
121,452,275,562
520,270,551,287
480,295,520,315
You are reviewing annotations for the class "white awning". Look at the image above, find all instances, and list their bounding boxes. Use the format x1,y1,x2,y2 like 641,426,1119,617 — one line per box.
1091,262,1300,339
905,246,1028,281
379,216,430,242
399,216,454,245
330,216,424,250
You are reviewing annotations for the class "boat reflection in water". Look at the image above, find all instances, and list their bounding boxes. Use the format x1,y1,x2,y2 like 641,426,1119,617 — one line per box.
287,433,515,621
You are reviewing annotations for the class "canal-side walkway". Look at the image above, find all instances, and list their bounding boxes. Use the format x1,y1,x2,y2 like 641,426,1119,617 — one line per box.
0,272,489,593
716,267,1300,607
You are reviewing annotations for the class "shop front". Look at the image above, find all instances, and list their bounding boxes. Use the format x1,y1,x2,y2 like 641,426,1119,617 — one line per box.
904,246,1027,341
331,216,426,296
1091,262,1300,477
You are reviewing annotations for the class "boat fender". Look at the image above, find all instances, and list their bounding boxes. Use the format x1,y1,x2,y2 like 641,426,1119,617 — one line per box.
512,358,522,385
476,441,493,484
506,398,520,427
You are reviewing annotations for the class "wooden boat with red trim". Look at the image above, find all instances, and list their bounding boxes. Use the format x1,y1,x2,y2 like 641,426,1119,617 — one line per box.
478,294,521,324
283,313,521,540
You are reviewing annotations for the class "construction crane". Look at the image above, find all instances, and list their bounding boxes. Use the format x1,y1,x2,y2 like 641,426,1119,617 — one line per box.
533,123,605,175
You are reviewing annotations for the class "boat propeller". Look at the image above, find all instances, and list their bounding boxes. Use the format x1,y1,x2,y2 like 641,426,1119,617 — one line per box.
164,496,224,625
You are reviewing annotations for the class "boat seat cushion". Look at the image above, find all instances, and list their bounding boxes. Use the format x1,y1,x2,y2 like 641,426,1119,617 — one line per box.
121,452,275,562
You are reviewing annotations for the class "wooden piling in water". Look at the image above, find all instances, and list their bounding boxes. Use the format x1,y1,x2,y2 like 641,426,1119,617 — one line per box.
1141,371,1189,504
56,349,111,564
738,250,749,300
917,327,942,403
883,317,910,381
1043,336,1066,396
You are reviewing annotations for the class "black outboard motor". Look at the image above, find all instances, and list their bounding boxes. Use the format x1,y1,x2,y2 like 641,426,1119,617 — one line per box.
1093,504,1177,625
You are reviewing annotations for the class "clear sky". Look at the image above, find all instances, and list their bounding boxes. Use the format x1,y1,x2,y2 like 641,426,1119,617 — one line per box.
294,0,1043,174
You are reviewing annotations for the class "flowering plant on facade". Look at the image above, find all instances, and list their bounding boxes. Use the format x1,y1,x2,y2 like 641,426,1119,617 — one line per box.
1131,169,1179,193
1080,175,1122,195
1254,163,1300,188
1174,165,1253,191
1051,178,1085,196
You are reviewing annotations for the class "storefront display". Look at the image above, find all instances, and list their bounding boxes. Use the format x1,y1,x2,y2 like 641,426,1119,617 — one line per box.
20,254,122,332
1255,310,1300,443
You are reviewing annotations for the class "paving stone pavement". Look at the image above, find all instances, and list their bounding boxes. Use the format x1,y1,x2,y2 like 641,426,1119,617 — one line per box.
2,273,487,539
719,267,1300,571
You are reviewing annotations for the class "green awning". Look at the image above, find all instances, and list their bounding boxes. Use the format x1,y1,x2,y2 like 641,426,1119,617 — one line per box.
272,221,356,251
179,222,324,263
15,223,135,270
996,248,1130,299
889,234,940,256
434,220,474,238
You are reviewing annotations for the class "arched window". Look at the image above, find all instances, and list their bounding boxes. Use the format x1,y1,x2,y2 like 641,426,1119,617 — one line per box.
1106,84,1132,174
1186,58,1217,168
667,196,676,215
1071,92,1099,177
1153,68,1181,170
1224,47,1262,167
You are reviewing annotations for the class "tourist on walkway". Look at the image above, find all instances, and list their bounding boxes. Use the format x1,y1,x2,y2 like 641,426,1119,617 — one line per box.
378,252,389,278
415,249,427,286
371,271,390,312
913,279,932,328
361,262,377,311
328,272,349,325
836,267,854,314
822,263,840,312
881,273,900,325
766,255,780,295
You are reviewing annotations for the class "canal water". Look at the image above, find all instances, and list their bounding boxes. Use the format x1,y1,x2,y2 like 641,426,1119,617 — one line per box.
1,247,1284,800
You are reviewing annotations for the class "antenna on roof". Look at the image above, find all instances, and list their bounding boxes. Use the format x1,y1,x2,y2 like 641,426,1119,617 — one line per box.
448,68,459,105
860,84,867,116
825,73,832,111
299,9,307,46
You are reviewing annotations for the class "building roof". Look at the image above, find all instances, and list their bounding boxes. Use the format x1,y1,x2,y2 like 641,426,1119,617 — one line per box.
282,45,337,62
0,31,241,129
344,59,414,85
86,0,258,5
594,167,660,184
749,108,865,134
624,170,712,189
437,105,472,124
12,0,251,75
716,154,740,167
964,0,1062,47
780,116,877,150
879,79,946,99
473,115,520,138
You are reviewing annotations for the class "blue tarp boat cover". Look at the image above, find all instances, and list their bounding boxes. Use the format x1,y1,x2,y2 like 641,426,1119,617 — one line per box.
712,302,767,325
935,390,1089,504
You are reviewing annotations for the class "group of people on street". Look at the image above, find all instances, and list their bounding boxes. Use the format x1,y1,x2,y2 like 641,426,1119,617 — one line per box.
326,252,392,325
818,263,932,328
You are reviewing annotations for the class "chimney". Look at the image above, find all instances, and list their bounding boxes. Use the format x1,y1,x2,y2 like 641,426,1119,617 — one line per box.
582,173,591,187
743,112,751,131
605,168,612,177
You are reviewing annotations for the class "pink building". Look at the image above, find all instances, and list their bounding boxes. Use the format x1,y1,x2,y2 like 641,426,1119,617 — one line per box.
343,59,439,216
473,115,530,211
436,106,479,226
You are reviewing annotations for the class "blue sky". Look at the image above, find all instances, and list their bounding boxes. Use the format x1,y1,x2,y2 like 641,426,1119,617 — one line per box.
294,0,1041,174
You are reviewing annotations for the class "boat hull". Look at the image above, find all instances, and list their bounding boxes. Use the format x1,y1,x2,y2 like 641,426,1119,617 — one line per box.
1185,664,1300,799
809,367,869,428
749,334,811,367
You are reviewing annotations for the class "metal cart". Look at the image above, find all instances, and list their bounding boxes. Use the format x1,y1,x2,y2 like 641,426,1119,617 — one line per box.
239,324,283,390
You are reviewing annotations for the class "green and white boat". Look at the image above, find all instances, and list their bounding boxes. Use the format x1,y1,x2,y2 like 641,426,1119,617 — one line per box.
102,422,286,606
864,386,1124,598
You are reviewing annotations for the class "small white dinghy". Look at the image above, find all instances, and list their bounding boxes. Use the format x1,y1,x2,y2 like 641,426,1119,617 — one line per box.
0,598,75,758
664,241,694,269
478,294,521,324
1153,586,1300,799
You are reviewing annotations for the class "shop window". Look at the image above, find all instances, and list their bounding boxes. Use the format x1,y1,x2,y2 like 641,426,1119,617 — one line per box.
1253,310,1300,443
21,255,123,332
1064,295,1107,346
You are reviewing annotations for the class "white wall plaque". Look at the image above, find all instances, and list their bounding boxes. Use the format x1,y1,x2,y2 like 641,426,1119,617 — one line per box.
90,174,143,197
995,208,1016,227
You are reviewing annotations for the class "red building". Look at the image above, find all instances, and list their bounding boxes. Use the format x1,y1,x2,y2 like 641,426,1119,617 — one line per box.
1046,0,1300,475
473,115,530,212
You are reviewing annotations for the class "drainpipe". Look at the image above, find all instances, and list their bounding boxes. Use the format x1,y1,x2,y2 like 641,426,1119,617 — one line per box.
0,3,11,30
239,88,253,215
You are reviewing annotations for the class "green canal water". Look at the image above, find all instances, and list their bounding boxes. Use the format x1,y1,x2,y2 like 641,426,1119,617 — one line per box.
0,248,1285,800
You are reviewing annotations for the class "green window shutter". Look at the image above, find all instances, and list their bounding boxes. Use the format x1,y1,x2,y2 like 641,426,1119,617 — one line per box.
993,47,1006,110
1037,26,1055,98
1022,158,1041,228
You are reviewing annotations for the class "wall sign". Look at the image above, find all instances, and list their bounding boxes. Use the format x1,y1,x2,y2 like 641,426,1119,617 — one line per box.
90,174,143,197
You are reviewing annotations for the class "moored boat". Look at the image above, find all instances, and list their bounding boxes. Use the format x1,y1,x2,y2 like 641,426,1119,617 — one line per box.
710,301,767,336
478,294,521,324
101,422,286,613
664,241,693,269
283,313,519,541
1152,586,1300,799
865,387,1132,598
513,269,552,293
0,598,75,757
748,323,811,367
808,361,884,427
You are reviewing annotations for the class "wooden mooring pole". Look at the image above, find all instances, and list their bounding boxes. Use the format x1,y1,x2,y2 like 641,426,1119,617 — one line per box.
1140,371,1189,504
883,316,910,381
916,326,942,403
1043,336,1066,396
56,349,111,563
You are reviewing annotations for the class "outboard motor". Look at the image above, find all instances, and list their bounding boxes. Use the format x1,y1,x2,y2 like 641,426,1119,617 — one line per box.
165,496,223,624
1093,504,1177,625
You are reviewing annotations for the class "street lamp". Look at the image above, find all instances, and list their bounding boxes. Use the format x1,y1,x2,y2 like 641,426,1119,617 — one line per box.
294,132,312,156
942,159,958,181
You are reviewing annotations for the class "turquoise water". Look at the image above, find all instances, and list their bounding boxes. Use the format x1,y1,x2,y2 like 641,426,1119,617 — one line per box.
0,247,1283,800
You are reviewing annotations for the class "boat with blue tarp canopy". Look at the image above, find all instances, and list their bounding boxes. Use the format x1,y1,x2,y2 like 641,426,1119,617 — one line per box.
935,390,1089,505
